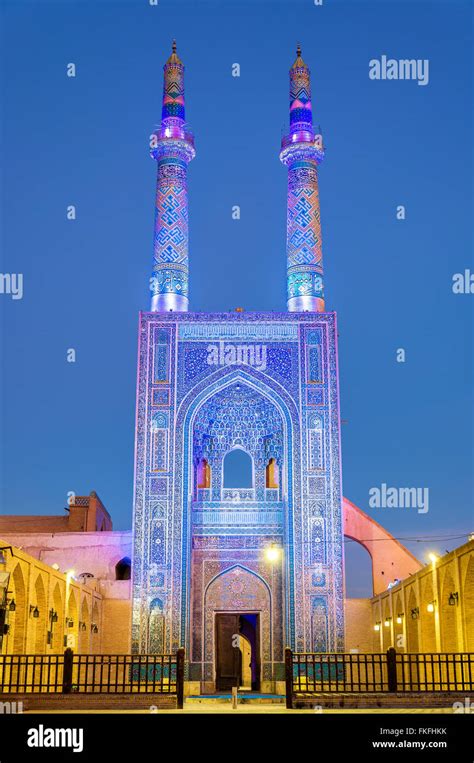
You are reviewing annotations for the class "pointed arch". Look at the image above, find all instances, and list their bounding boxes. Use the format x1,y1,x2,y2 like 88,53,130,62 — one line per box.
223,447,253,488
33,574,47,653
65,588,80,651
382,599,393,651
148,598,165,654
420,577,436,652
91,600,100,654
203,564,274,677
196,458,211,489
204,563,273,600
51,582,63,653
440,567,458,651
115,557,131,581
10,563,27,654
393,593,404,651
463,555,474,651
406,587,419,653
177,367,300,652
266,457,279,488
78,597,90,653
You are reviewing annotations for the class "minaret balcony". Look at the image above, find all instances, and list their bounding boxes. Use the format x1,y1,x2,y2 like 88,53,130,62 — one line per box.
155,123,194,146
150,127,196,162
280,130,315,149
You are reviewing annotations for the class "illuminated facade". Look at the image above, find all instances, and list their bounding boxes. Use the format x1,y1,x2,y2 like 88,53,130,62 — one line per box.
132,45,344,692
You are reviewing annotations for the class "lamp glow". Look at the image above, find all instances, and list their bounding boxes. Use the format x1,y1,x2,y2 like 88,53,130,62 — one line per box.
265,544,280,562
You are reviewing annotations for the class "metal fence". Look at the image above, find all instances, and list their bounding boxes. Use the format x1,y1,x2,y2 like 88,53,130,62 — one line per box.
0,654,64,694
285,648,474,708
396,652,474,692
0,648,184,708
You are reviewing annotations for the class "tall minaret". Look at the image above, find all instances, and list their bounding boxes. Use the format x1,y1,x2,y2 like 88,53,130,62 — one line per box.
280,45,325,312
149,41,195,312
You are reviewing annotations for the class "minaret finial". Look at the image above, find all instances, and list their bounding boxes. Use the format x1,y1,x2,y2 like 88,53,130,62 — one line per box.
296,42,301,58
172,39,177,55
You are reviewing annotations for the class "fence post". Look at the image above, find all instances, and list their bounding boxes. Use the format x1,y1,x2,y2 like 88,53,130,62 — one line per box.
386,647,397,692
176,647,185,709
62,648,74,694
285,647,293,709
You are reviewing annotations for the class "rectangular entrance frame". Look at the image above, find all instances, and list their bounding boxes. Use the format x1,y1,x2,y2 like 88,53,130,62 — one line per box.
215,612,261,693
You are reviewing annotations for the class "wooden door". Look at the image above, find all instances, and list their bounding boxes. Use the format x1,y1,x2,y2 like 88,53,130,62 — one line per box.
215,614,241,692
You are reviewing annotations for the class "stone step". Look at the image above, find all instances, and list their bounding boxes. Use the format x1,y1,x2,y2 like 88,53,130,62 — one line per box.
186,694,285,705
291,692,467,709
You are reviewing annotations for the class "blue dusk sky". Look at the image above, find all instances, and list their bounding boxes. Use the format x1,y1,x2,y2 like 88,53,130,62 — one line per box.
1,0,472,595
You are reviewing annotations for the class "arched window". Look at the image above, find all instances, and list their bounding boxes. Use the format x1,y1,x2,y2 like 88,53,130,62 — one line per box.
197,458,211,489
223,449,253,488
266,458,279,488
115,557,131,581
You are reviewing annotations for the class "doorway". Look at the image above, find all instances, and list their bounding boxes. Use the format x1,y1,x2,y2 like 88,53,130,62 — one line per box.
215,613,260,692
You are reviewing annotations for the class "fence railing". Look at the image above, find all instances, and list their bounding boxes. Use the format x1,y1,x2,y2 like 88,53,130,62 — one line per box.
0,648,185,708
396,652,474,692
285,648,474,708
0,654,64,694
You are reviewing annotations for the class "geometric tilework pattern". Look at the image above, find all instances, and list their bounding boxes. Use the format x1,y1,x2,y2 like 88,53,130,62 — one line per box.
290,64,313,132
154,185,189,267
287,188,321,268
162,57,185,123
131,312,345,669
